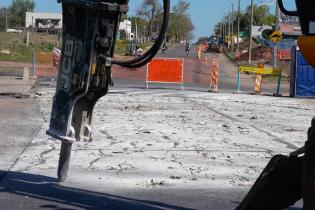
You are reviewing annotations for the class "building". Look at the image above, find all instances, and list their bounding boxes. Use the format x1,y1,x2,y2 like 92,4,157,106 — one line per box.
119,20,134,40
25,12,62,29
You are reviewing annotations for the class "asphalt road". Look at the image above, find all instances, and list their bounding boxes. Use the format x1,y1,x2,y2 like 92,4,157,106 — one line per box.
112,44,289,95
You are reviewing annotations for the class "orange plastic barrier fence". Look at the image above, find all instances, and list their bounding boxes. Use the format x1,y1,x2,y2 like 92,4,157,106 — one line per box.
146,58,184,89
277,49,291,61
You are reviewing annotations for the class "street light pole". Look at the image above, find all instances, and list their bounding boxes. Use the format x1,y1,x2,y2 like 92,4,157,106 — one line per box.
228,11,231,49
224,17,226,41
5,9,8,31
273,2,281,68
248,0,254,64
231,3,234,53
218,21,223,36
226,15,228,36
135,19,138,42
223,18,225,38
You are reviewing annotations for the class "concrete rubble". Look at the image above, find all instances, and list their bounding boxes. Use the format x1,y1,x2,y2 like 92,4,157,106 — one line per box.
1,83,311,209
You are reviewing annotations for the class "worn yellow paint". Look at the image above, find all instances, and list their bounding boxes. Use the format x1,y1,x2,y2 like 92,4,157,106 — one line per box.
239,66,281,76
92,63,97,75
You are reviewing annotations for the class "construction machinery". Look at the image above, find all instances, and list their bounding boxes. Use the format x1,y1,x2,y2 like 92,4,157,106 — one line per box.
237,1,315,209
46,0,315,209
46,0,170,182
207,35,224,53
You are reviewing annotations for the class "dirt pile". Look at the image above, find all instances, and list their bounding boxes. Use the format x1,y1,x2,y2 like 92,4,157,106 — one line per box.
237,39,273,62
239,46,273,61
36,52,53,64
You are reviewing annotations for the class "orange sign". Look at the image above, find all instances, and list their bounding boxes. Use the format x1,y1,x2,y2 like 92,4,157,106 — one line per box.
147,58,183,84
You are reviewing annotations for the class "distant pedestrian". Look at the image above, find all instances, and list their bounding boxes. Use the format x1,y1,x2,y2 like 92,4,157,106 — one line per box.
185,42,190,56
162,42,168,54
134,45,143,57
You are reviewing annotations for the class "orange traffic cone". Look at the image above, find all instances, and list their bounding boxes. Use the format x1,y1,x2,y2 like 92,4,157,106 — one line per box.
203,56,208,65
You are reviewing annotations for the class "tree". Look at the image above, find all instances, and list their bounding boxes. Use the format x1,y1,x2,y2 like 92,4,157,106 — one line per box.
0,7,7,30
167,0,194,42
214,4,275,35
135,0,194,43
244,4,275,26
8,0,35,27
136,0,161,37
172,0,190,15
262,28,273,39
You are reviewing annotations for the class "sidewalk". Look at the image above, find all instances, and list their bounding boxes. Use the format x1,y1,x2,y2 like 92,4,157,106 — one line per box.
0,83,310,209
0,61,51,69
0,77,36,95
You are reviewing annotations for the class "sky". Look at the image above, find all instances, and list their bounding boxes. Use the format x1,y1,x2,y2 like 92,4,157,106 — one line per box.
1,0,296,40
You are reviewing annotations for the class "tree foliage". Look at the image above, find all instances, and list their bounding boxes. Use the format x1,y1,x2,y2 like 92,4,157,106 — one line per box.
172,0,190,15
134,0,194,43
136,0,161,37
214,4,275,36
8,0,35,27
167,0,194,42
0,7,6,30
262,28,273,39
245,4,275,26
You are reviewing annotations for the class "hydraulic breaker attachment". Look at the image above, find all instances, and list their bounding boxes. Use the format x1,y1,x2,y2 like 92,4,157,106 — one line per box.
46,0,170,182
47,0,128,143
47,0,128,181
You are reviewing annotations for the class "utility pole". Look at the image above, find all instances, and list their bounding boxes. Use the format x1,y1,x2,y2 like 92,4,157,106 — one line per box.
237,0,241,53
228,12,231,49
223,18,225,39
222,19,224,40
5,9,8,31
135,19,138,42
273,2,281,68
231,3,234,53
225,17,227,38
248,0,254,64
225,15,228,46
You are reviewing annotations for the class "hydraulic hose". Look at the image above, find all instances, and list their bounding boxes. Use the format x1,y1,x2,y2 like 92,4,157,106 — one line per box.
111,0,170,68
277,0,298,16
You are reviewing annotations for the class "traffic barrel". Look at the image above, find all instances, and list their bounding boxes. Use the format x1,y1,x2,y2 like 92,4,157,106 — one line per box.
196,46,202,62
254,63,264,94
209,58,220,92
52,48,61,72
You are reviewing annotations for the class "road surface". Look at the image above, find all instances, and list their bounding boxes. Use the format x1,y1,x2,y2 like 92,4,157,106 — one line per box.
112,45,289,95
0,45,301,210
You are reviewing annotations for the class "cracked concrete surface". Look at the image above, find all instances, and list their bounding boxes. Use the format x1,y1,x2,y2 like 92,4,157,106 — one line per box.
0,85,312,209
